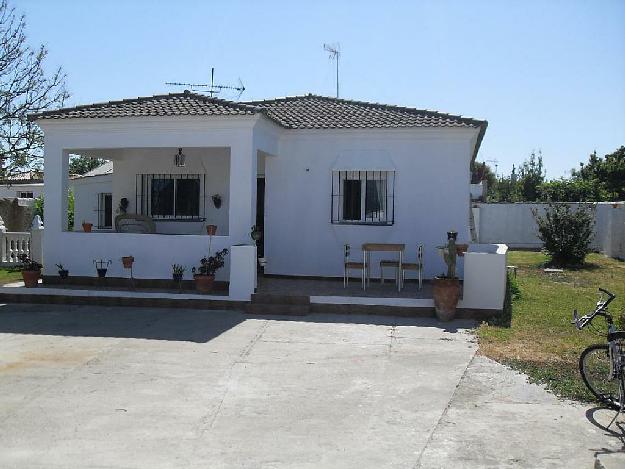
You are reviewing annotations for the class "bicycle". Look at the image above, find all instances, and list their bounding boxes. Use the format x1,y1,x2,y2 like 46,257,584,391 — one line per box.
573,288,625,426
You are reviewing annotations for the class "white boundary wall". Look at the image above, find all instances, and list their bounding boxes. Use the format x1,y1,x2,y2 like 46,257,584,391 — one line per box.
473,202,625,259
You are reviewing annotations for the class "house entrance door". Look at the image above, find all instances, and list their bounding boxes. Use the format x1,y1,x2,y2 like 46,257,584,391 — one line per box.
256,178,265,261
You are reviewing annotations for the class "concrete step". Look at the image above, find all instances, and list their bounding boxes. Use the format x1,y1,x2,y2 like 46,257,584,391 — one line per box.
245,303,310,316
251,293,310,305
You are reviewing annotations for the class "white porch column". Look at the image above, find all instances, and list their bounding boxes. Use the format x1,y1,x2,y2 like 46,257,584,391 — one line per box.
43,138,69,274
228,141,257,244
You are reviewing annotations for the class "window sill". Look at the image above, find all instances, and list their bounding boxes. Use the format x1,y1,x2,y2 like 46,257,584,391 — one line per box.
331,221,394,226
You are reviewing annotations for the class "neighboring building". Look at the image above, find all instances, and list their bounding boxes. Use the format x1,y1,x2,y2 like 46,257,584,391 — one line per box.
0,171,44,199
71,161,113,230
29,92,487,284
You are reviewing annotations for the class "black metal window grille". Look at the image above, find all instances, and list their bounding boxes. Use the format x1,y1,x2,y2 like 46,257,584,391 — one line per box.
136,174,205,221
17,191,34,198
96,193,113,229
331,170,395,225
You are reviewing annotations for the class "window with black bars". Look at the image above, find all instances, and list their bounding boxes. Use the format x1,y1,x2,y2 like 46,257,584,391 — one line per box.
331,170,395,225
136,174,205,221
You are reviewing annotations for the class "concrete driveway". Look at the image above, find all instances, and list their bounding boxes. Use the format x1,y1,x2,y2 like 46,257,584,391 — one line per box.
0,304,622,468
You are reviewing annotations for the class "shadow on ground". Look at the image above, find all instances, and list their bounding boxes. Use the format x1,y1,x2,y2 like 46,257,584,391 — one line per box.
0,304,473,342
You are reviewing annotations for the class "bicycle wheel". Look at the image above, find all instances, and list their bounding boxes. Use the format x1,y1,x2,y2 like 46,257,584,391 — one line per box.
580,344,620,410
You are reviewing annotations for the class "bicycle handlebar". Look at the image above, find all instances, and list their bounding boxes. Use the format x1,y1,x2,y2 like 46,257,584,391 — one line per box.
571,288,616,330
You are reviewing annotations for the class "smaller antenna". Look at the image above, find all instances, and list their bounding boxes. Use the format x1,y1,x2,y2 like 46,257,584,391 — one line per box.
323,43,340,98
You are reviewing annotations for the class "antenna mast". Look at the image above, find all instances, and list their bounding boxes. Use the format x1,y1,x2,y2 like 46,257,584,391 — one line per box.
323,43,340,98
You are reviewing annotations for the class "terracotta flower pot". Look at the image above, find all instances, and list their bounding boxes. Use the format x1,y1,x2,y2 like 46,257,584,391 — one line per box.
82,223,93,233
432,277,461,321
22,269,41,288
122,256,134,269
194,274,215,293
206,225,217,236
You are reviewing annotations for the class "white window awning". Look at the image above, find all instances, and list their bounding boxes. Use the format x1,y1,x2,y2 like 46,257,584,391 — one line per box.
332,151,396,172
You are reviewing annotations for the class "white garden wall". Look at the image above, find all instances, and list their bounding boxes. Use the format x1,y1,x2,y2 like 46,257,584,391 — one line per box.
474,202,625,259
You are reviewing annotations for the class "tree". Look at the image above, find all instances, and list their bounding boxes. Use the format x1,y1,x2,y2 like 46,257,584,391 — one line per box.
532,203,595,266
518,150,545,201
572,147,625,201
537,178,608,202
0,0,68,178
69,155,105,175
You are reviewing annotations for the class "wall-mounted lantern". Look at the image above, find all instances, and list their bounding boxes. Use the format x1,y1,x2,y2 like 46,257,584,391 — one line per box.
174,148,186,167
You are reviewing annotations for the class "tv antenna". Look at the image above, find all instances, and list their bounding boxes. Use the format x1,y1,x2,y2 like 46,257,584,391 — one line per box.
485,158,499,176
323,43,340,98
166,68,246,99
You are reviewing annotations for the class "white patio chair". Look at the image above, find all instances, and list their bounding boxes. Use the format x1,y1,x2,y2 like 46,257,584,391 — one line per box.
380,244,424,290
343,244,365,289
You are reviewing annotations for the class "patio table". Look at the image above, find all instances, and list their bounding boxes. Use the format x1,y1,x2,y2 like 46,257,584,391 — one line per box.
362,243,405,292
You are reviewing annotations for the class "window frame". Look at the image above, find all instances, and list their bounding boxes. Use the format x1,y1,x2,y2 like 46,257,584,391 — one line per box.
331,170,395,225
136,173,205,222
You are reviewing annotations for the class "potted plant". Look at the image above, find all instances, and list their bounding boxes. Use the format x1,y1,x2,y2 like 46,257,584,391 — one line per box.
82,221,93,232
192,248,228,293
18,254,42,288
94,259,111,278
121,256,134,269
56,263,69,279
432,231,461,321
172,264,185,282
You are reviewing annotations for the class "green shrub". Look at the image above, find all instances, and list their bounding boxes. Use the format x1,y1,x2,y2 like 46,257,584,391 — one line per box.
532,203,594,266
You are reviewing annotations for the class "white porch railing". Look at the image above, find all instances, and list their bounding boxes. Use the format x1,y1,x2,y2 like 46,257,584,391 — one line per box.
1,231,30,264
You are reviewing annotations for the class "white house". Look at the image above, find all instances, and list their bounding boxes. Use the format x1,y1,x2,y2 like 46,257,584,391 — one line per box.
0,171,44,199
29,92,487,292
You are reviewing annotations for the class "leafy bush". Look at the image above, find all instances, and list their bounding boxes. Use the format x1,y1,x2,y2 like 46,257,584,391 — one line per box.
532,203,595,266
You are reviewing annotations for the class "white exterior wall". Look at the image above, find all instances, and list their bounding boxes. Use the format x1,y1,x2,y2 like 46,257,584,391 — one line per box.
71,174,113,230
475,202,625,259
0,183,43,199
263,128,477,279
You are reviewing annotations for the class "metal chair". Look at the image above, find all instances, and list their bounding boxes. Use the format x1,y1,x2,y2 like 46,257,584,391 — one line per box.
343,244,365,289
380,244,424,290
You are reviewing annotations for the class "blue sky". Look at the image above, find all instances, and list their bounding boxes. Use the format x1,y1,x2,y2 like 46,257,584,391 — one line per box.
20,0,625,178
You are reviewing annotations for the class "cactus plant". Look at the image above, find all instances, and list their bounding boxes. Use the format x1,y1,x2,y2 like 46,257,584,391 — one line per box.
437,230,458,279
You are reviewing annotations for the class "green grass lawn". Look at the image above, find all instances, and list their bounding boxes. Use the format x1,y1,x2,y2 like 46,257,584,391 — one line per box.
478,251,625,403
0,267,23,285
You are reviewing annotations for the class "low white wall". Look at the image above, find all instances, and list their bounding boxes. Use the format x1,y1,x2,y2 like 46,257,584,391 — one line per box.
475,202,625,259
43,231,232,281
459,243,508,311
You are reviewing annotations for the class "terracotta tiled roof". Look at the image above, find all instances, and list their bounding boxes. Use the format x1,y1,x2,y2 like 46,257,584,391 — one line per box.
28,92,257,120
30,91,486,130
244,94,486,130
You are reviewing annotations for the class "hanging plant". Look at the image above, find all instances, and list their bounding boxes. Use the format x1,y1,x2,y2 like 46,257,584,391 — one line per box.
212,194,222,209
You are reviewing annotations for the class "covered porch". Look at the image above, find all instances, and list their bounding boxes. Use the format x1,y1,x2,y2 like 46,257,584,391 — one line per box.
42,116,278,300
